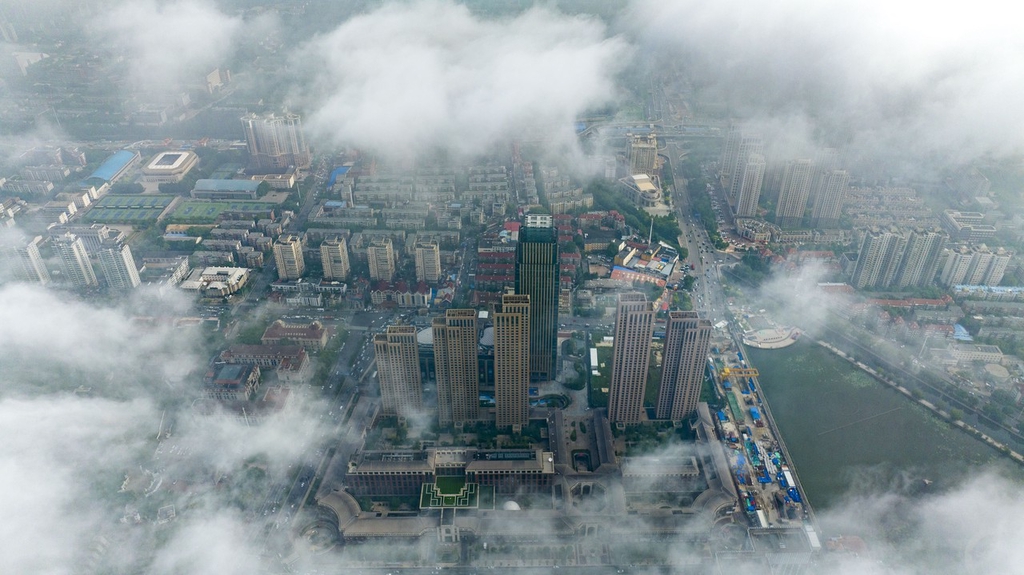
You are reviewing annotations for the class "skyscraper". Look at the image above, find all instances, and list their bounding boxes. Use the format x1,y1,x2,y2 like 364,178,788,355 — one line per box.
320,235,350,281
368,237,396,282
97,242,141,289
893,228,946,288
273,234,306,280
414,241,442,283
515,220,558,382
607,293,655,425
656,311,712,421
851,227,907,289
1,235,50,285
735,153,766,218
810,169,850,229
374,325,423,417
728,134,763,201
626,133,658,176
433,309,479,426
240,112,312,170
808,147,841,211
494,294,530,430
53,233,97,287
775,159,814,228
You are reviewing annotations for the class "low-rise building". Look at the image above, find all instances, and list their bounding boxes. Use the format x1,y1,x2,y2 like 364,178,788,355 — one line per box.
261,319,329,350
204,363,261,401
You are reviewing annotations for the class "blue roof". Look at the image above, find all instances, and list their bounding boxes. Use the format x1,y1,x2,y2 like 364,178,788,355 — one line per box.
328,166,350,188
193,179,261,192
89,150,138,182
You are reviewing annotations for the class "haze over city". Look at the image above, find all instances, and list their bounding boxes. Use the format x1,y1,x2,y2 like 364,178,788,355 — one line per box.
1,1,1024,574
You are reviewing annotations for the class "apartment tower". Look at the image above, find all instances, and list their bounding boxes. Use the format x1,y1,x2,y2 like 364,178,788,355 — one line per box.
607,293,655,425
810,169,850,229
97,242,141,289
374,325,423,417
368,237,396,282
775,159,814,228
735,153,766,218
494,294,530,430
320,235,351,281
273,234,306,280
656,311,713,421
414,241,442,283
1,235,50,285
240,112,312,170
53,233,98,287
433,309,479,426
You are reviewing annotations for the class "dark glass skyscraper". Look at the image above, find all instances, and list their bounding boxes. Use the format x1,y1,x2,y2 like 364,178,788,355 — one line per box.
515,218,558,382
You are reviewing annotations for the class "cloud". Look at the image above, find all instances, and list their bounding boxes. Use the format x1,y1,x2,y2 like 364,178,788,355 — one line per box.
291,0,630,159
94,0,243,95
631,0,1024,166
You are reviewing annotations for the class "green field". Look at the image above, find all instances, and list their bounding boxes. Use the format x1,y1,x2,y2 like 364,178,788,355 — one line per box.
168,200,279,224
82,194,176,223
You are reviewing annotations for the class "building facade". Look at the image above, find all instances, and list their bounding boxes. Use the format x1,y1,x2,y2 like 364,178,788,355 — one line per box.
774,159,813,229
1,235,50,285
368,237,396,282
97,243,141,290
273,234,306,280
810,169,850,229
735,153,766,218
415,241,442,283
320,235,351,281
656,311,712,421
494,294,530,430
433,309,480,426
53,233,98,287
240,112,312,170
607,293,655,425
626,133,658,176
515,222,558,382
374,325,424,417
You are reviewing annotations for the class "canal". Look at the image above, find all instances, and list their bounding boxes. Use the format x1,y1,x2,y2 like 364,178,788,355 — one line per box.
746,339,1022,511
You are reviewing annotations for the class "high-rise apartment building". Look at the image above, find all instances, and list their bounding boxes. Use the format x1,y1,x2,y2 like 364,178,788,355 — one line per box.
368,237,396,282
607,293,655,425
728,134,763,201
808,147,841,207
775,159,814,228
626,133,658,176
240,112,312,170
515,220,558,382
414,241,442,283
893,228,946,288
320,235,350,281
374,325,423,417
433,309,479,426
851,227,907,289
53,233,98,287
273,234,306,280
97,242,141,289
494,294,530,430
1,235,50,285
810,169,850,229
735,153,766,218
656,311,712,421
940,245,1013,287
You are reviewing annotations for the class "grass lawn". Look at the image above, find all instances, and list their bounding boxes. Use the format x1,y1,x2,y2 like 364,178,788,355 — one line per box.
434,475,466,495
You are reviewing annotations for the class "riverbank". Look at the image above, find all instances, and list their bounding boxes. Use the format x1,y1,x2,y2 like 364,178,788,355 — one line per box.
816,339,1024,466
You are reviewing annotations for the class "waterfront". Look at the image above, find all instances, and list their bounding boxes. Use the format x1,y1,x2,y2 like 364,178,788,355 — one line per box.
747,339,1022,511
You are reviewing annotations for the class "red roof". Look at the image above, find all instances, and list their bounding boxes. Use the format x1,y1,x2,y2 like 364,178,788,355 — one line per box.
504,221,521,232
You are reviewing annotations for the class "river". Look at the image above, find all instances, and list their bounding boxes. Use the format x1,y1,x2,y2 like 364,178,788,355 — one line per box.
746,339,1022,511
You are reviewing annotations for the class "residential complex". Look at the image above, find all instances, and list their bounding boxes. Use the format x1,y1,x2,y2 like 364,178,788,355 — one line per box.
273,234,306,281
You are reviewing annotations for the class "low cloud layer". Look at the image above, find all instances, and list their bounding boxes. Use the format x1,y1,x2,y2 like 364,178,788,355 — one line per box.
632,0,1024,167
291,0,629,158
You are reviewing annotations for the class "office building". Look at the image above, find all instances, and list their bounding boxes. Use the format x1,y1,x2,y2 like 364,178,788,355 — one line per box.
433,309,479,426
320,235,350,281
273,234,305,280
775,159,813,228
626,133,658,176
53,233,98,287
374,325,423,417
735,153,766,218
850,227,907,289
656,311,712,421
1,235,50,285
97,243,141,289
368,237,396,282
607,293,655,425
494,294,530,430
893,228,946,288
810,169,850,229
415,241,442,283
240,112,311,170
515,220,558,382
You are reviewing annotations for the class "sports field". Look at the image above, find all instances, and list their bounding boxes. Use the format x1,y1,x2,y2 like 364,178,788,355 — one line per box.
82,194,176,223
168,200,278,223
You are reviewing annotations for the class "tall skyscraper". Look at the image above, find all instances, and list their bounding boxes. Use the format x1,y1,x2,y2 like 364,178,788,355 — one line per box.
414,241,442,283
728,134,763,201
893,228,946,288
240,112,311,170
515,220,558,382
97,243,141,289
719,127,742,186
374,325,423,417
368,237,396,282
851,227,907,289
808,147,841,210
626,133,658,176
320,235,350,281
1,235,50,285
53,233,97,287
273,234,306,280
494,294,530,430
775,159,814,228
656,311,712,421
735,153,766,218
810,169,850,229
607,293,655,425
433,309,479,426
